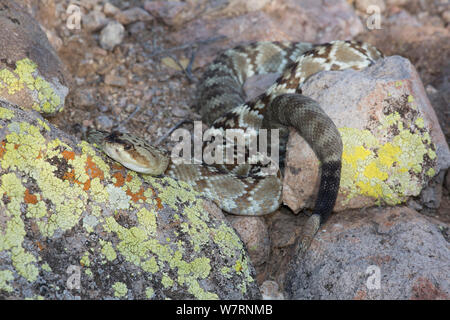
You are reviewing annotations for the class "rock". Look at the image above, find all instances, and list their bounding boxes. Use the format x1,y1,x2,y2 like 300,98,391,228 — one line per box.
357,11,449,86
170,106,189,118
103,2,120,17
104,73,128,87
385,0,408,6
285,206,450,299
72,88,96,108
0,0,70,115
95,114,114,130
82,10,109,32
171,0,364,69
226,216,270,267
144,0,195,27
426,81,450,144
260,280,284,300
283,56,450,213
115,7,153,25
420,172,444,209
205,0,272,17
41,26,64,52
0,99,261,300
446,170,450,192
99,21,125,51
128,21,147,35
79,0,100,10
357,14,449,144
355,0,386,13
442,10,450,23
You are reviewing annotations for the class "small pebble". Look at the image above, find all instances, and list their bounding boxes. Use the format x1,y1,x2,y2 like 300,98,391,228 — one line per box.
99,21,125,51
115,7,153,25
82,10,109,32
95,115,114,130
103,2,120,17
104,73,128,87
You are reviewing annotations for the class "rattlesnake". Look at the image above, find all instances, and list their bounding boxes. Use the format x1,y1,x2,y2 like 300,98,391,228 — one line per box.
87,40,384,253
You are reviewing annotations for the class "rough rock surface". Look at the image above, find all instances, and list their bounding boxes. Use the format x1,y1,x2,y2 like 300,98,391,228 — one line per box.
283,56,450,213
0,100,260,300
168,0,365,69
226,216,270,267
0,0,70,115
285,206,449,299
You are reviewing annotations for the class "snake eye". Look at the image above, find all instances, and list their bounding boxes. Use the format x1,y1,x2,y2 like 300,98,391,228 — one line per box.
124,143,133,151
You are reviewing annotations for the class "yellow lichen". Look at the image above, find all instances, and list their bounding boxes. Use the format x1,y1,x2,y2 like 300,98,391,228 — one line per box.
339,103,436,205
0,58,64,114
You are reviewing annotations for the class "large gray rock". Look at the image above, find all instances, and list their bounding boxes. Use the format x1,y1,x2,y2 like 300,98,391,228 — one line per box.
0,0,70,115
283,56,450,213
285,206,449,299
0,99,260,300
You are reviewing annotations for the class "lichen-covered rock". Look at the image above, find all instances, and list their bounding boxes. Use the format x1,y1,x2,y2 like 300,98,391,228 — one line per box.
226,216,270,267
0,100,260,299
284,206,449,299
283,56,450,212
0,0,70,115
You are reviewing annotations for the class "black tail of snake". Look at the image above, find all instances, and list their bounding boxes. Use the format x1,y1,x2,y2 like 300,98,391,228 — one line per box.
87,40,384,255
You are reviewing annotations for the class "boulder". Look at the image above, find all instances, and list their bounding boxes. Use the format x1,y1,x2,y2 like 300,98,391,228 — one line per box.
0,0,70,115
0,99,260,299
285,206,449,299
283,56,450,212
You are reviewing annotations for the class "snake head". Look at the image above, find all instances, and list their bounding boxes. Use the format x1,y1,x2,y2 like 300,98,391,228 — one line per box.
99,131,170,175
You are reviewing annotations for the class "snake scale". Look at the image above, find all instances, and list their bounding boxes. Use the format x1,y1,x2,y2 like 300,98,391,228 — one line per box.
87,40,384,253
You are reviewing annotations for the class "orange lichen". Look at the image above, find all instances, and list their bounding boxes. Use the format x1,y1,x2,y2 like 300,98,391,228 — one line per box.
63,169,79,184
111,162,124,170
85,156,104,180
24,189,38,204
149,187,163,210
113,172,125,187
126,187,146,203
61,150,75,160
83,179,91,191
0,140,6,158
36,241,44,251
36,150,43,159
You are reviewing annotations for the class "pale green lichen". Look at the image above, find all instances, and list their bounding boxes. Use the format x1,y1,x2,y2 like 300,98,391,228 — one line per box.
112,282,128,298
145,287,155,299
85,268,93,277
0,270,15,292
100,240,117,262
106,184,131,210
82,215,99,233
80,252,90,267
0,173,39,282
0,58,64,114
41,263,52,272
0,107,15,120
0,109,254,299
161,274,174,288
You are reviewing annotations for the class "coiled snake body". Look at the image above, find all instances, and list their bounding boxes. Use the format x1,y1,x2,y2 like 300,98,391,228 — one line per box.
88,40,384,253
